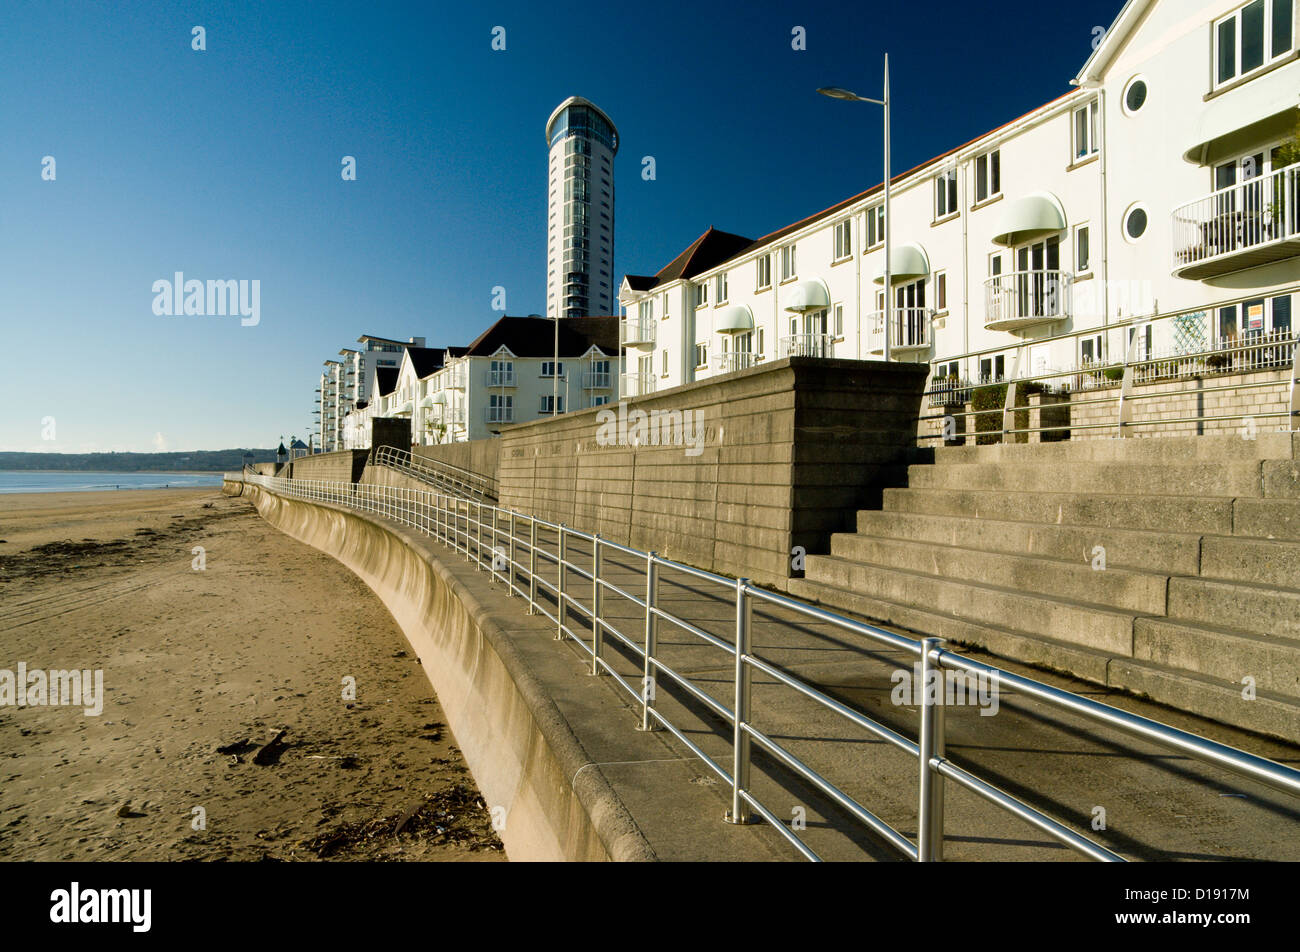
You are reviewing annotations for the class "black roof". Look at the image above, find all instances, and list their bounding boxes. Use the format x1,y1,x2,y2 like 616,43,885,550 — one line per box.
464,316,618,358
374,367,400,397
405,346,447,378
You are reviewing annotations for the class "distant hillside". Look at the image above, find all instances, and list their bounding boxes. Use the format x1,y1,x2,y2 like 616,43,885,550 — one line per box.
0,449,280,472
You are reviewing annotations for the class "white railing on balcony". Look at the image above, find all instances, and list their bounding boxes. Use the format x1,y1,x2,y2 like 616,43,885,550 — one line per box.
486,405,514,423
714,351,756,374
485,370,516,388
622,318,656,345
620,371,656,397
1173,162,1300,274
778,334,835,358
582,371,612,389
984,270,1071,331
869,307,932,353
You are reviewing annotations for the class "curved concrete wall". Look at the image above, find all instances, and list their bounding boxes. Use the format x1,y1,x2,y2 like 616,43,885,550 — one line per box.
237,483,654,862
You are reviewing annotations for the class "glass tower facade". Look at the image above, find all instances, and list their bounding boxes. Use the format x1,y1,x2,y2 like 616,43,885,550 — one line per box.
546,97,618,318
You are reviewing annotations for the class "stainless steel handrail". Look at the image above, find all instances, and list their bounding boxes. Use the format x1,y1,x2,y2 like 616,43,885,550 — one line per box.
235,471,1300,862
371,444,497,501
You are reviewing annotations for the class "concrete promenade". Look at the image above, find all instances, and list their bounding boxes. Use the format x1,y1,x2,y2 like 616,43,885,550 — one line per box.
242,479,1300,861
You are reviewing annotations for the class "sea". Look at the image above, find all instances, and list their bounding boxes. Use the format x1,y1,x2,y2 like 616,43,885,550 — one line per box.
0,471,224,494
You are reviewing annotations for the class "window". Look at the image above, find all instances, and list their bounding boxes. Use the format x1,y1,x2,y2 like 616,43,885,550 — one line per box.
988,252,1003,277
757,328,765,355
638,299,654,322
1122,77,1148,115
1075,224,1091,272
781,244,797,281
694,343,708,367
716,271,728,303
978,355,1006,383
756,254,772,290
694,283,708,308
1124,204,1149,241
834,220,853,259
488,394,513,422
934,270,948,312
591,395,610,407
833,304,845,337
934,168,958,219
1073,100,1099,159
540,395,565,414
975,150,1001,203
866,206,886,249
540,361,564,378
661,350,668,376
1215,0,1293,88
1080,334,1103,367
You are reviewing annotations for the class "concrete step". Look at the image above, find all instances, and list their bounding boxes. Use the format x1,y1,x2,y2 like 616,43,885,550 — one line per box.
881,486,1236,535
1134,617,1300,699
854,509,1202,575
905,459,1263,497
933,431,1296,466
801,554,1138,655
1233,498,1300,541
1168,577,1300,640
1200,534,1300,588
1107,656,1300,742
827,533,1168,614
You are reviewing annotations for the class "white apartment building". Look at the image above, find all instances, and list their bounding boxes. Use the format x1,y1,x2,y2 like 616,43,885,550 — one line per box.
546,97,619,319
620,0,1299,397
315,334,426,451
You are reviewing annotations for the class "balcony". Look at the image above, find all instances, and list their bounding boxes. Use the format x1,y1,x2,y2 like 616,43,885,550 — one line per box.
582,371,612,389
778,334,835,358
484,370,516,388
714,351,756,374
1172,163,1300,280
868,307,932,357
486,406,514,424
983,270,1070,332
622,317,656,346
620,371,655,397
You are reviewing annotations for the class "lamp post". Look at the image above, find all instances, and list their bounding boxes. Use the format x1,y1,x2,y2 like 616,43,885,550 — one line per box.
818,52,892,361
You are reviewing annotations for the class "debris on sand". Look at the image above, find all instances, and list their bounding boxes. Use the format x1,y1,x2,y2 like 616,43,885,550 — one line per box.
300,784,502,858
252,729,289,766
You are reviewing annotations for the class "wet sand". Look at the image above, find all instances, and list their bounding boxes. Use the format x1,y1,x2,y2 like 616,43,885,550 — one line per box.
0,488,503,861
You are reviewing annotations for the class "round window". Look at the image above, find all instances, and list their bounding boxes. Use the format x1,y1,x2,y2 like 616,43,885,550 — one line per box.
1124,78,1148,114
1125,205,1148,241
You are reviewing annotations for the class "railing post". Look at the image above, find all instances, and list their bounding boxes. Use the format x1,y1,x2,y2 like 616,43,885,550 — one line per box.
590,534,603,675
506,510,516,597
475,501,483,571
1117,320,1146,438
1289,332,1300,431
555,525,567,641
726,578,756,825
917,636,947,862
638,552,660,732
527,517,538,614
490,507,500,585
1002,345,1023,443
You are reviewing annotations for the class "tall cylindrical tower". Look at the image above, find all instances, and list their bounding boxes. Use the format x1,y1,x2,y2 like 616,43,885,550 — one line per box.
546,97,618,318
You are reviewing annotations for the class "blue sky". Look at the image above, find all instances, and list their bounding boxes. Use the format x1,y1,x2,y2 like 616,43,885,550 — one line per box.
0,0,1122,453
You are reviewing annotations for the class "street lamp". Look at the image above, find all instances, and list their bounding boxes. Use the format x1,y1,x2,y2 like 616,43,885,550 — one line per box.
818,52,892,361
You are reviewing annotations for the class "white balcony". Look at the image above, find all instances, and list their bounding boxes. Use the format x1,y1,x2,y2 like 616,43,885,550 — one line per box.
868,307,932,357
486,406,514,423
1173,162,1300,280
714,351,756,374
778,334,835,358
983,270,1070,332
620,371,655,397
622,318,656,346
582,371,612,389
485,370,516,388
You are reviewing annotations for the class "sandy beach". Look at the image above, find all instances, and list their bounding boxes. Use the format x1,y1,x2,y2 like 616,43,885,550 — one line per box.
0,488,503,861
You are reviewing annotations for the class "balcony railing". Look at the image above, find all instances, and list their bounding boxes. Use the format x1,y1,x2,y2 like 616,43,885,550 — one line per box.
714,351,756,374
778,334,835,358
869,307,932,355
622,318,656,346
486,406,514,423
1173,162,1300,279
582,371,612,389
984,270,1071,332
485,370,516,388
620,371,655,397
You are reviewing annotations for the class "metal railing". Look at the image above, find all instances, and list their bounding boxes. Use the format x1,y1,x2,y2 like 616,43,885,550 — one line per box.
486,370,516,388
234,470,1300,862
622,318,656,345
620,371,656,398
370,444,497,502
582,371,612,389
714,351,756,374
920,293,1300,442
870,307,931,353
486,405,514,424
1173,162,1300,274
778,334,835,359
983,270,1071,331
